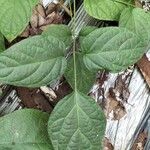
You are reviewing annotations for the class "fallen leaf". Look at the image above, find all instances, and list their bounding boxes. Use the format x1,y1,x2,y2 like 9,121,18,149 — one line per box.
103,137,114,150
106,88,126,120
132,131,148,150
137,54,150,88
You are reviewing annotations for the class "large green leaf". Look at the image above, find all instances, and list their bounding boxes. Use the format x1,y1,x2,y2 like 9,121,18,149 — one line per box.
0,35,67,87
0,33,5,52
84,0,134,21
79,26,98,43
42,24,72,49
48,91,106,150
0,109,53,150
65,53,96,94
119,7,150,50
81,27,145,72
0,0,39,41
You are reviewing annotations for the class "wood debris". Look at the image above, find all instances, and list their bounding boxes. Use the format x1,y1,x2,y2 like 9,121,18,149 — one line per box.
103,137,114,150
106,88,126,120
137,54,150,88
132,131,148,150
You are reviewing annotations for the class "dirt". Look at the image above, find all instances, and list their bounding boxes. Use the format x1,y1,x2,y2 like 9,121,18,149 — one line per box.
16,87,53,113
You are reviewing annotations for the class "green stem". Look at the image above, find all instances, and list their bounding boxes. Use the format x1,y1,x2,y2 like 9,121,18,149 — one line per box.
73,0,77,91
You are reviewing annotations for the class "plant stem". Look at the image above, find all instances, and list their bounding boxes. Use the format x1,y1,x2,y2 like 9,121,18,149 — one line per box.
72,0,77,91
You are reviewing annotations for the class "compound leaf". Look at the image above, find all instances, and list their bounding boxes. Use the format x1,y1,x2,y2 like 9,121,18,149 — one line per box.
81,27,145,72
65,53,96,94
84,0,134,21
48,91,106,150
0,35,67,87
119,7,150,50
0,0,39,41
0,109,53,150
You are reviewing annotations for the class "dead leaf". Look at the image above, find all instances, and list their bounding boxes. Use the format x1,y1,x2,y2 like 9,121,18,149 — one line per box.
137,54,150,88
30,9,39,28
20,26,30,37
36,4,46,18
103,137,114,150
106,88,126,120
135,0,143,8
46,3,58,15
132,131,148,150
113,103,126,120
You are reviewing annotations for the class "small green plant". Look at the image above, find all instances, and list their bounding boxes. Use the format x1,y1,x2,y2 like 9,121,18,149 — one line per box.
0,0,149,149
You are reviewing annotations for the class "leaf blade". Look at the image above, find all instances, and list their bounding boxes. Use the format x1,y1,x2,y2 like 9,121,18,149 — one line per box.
81,27,145,72
48,91,106,150
119,7,150,50
0,35,67,87
84,0,134,21
0,109,53,150
42,24,72,49
65,53,96,94
0,0,39,41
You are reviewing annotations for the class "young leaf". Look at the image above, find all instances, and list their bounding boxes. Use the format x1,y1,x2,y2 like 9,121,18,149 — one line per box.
65,53,96,94
79,26,98,43
84,0,134,21
0,35,67,87
0,33,5,52
48,91,106,150
42,24,72,49
81,27,145,72
119,7,150,50
0,0,39,41
0,109,53,150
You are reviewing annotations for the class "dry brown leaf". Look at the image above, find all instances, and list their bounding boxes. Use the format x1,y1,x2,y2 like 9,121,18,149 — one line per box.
107,94,119,114
135,0,143,8
20,26,30,37
30,9,39,28
132,131,148,150
45,12,62,24
46,3,58,15
113,103,126,120
103,137,114,150
106,89,126,120
137,54,150,88
20,3,62,37
36,4,46,18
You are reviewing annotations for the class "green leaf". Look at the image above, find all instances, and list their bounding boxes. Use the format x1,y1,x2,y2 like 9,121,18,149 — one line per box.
79,26,98,43
0,0,39,41
119,7,150,50
81,27,145,72
42,24,72,49
0,109,53,150
0,33,5,52
0,35,67,87
65,53,96,94
48,91,106,150
84,0,134,21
